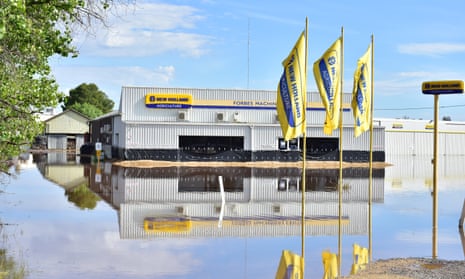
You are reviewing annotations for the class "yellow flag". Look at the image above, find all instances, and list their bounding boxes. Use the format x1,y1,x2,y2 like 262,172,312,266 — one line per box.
276,32,307,141
351,44,372,137
313,38,342,135
275,250,304,279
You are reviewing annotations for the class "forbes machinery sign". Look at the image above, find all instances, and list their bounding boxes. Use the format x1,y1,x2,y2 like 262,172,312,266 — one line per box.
145,93,193,109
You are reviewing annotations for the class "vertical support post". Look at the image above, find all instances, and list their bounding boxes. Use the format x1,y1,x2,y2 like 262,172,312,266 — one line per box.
338,27,345,276
368,34,375,262
300,17,309,279
432,94,439,259
459,199,465,257
459,198,465,228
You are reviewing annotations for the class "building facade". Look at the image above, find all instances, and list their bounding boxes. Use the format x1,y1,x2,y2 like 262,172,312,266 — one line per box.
43,109,90,154
377,118,465,156
90,87,385,162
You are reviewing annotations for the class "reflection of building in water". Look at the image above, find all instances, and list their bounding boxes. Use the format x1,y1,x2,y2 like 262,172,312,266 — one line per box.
385,155,465,190
13,153,36,170
33,153,88,191
87,163,385,239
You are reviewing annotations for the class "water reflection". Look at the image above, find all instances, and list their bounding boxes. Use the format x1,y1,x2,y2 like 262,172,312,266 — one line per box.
7,153,463,278
81,163,384,240
33,153,100,210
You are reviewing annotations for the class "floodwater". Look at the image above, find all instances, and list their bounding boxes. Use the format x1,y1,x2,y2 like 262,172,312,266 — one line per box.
1,152,464,279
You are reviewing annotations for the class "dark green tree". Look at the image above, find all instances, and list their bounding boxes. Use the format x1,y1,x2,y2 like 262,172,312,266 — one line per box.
62,83,114,117
68,102,104,119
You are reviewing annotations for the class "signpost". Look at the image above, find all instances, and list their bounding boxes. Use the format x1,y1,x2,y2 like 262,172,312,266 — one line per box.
95,142,102,183
95,142,102,159
421,80,464,259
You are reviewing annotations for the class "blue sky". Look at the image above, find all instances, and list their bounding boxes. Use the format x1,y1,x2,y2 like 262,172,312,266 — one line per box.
50,0,465,121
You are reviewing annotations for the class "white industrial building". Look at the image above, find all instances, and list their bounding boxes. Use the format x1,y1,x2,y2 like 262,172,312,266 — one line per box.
377,118,465,156
89,87,385,162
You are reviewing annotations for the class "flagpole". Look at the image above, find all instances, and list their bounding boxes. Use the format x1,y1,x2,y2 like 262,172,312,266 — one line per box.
368,34,375,262
301,17,309,278
338,26,344,276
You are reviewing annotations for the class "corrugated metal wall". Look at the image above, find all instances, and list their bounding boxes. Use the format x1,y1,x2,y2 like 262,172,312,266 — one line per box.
109,86,384,154
121,122,385,152
47,135,67,149
125,123,249,149
46,110,89,134
385,131,465,155
120,86,357,125
76,135,84,154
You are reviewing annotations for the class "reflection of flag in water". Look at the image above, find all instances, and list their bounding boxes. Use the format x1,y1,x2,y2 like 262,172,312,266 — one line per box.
313,38,342,135
352,44,372,137
275,250,304,279
322,250,338,279
276,32,306,141
350,243,369,275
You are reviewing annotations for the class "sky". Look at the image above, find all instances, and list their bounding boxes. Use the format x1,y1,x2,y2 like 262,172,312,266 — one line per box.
50,0,465,121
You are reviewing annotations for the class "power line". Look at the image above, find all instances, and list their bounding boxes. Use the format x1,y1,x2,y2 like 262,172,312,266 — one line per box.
376,104,465,111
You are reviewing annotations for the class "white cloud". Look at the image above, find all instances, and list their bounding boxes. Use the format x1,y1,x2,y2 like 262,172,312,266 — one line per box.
74,2,212,57
52,65,176,104
374,70,465,97
398,43,465,56
22,223,204,278
396,230,459,245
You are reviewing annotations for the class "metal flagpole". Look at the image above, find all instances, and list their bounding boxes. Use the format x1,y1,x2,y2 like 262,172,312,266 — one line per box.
301,17,309,278
338,26,344,276
433,93,439,259
368,34,374,262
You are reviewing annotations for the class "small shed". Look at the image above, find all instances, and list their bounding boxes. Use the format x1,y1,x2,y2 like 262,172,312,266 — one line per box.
43,109,90,153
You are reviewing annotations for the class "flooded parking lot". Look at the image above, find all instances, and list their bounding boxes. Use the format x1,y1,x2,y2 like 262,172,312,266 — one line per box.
1,153,464,278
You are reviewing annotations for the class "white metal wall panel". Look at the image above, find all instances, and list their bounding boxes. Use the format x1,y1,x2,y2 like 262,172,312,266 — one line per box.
386,130,465,156
46,110,89,134
251,126,284,151
75,135,84,154
443,132,465,155
385,132,415,155
415,132,434,156
47,135,67,149
125,123,249,149
120,86,355,125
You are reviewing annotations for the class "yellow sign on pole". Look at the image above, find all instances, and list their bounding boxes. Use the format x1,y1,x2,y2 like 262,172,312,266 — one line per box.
421,79,464,258
422,80,464,95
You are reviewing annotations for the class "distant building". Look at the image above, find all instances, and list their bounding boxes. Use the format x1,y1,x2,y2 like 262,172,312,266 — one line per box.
88,87,386,162
376,118,465,156
43,109,90,153
37,107,57,122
